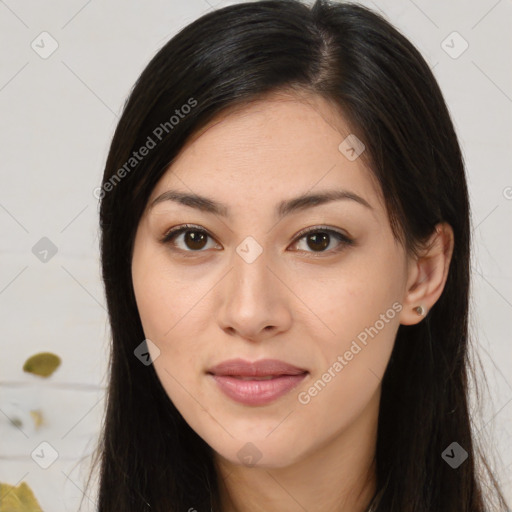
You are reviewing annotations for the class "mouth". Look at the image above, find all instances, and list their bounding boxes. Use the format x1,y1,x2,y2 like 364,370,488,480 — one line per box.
207,358,309,406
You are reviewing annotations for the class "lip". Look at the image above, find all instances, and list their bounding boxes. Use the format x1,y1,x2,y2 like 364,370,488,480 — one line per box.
208,358,308,377
207,358,308,406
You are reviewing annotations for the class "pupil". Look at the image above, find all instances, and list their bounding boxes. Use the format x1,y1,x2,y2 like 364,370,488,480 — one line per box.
308,233,329,251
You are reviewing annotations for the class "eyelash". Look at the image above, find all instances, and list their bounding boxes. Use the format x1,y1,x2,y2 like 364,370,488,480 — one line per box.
160,224,354,258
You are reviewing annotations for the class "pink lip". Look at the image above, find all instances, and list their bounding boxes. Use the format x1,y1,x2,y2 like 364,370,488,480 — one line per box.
207,358,308,406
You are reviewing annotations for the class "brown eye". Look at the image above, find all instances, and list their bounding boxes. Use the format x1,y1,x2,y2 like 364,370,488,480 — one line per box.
291,227,354,256
305,232,330,252
182,230,208,250
161,225,217,252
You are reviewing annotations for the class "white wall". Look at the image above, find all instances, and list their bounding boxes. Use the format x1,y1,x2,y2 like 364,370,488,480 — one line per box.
0,0,510,509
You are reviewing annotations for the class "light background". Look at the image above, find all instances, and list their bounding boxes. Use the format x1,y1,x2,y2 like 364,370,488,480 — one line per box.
0,0,511,510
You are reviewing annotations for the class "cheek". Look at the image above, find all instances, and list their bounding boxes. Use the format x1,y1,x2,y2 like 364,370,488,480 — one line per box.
289,249,403,405
291,249,403,343
133,276,204,380
132,268,207,418
132,245,194,342
132,250,210,386
293,288,399,442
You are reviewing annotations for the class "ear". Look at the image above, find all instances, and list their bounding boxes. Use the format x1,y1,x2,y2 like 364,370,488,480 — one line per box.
399,222,455,325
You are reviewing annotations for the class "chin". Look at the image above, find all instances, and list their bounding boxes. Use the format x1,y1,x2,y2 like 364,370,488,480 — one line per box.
208,434,305,469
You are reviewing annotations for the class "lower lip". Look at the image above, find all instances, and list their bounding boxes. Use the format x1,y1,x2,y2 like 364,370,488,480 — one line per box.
209,373,308,406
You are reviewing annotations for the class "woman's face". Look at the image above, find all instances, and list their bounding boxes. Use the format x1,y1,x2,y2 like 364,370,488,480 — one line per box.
131,92,413,468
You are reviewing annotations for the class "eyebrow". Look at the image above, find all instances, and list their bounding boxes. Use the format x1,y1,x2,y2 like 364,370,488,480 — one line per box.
149,188,373,219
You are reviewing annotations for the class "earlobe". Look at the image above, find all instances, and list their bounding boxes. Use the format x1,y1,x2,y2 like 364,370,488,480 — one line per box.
399,222,454,326
399,303,428,326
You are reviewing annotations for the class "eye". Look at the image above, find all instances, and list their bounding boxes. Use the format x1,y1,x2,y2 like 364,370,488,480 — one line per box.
160,224,219,253
290,226,354,257
160,224,354,257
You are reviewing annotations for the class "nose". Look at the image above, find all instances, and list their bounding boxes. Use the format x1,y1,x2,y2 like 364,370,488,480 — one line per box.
215,249,293,343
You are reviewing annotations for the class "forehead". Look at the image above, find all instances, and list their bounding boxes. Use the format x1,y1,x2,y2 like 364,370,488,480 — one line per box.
148,92,384,216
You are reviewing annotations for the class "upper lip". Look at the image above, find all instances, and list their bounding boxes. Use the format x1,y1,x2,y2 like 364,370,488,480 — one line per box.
207,358,308,377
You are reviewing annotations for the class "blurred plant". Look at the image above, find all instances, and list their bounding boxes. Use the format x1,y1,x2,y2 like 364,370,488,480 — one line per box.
22,352,61,377
0,481,43,511
0,352,62,510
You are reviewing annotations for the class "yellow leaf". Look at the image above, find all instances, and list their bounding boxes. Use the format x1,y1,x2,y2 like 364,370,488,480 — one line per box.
23,353,61,378
0,481,43,511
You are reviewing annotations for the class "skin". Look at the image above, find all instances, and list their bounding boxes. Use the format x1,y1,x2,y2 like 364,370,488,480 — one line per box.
131,90,454,512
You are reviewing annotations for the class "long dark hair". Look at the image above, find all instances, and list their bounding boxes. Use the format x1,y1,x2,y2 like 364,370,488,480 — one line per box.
87,1,510,510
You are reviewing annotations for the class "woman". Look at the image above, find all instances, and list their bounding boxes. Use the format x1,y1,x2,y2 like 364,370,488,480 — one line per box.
87,1,510,510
